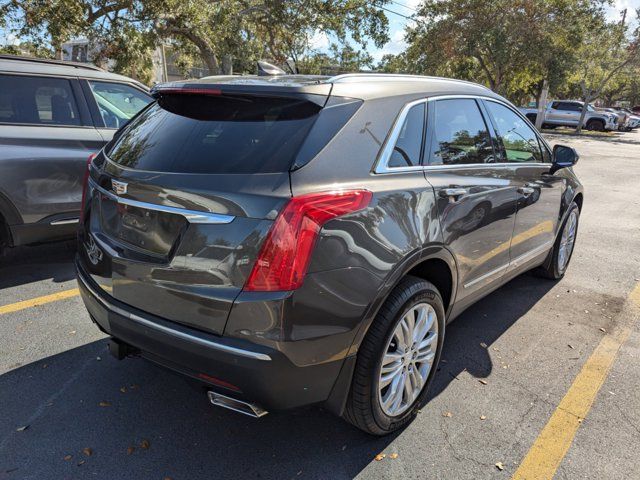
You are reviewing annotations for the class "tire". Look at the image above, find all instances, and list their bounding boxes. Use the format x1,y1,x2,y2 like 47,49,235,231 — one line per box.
586,119,605,132
526,114,537,124
535,202,579,280
343,275,445,435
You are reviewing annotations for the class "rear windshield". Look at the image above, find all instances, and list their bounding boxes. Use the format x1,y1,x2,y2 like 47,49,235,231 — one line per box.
106,94,321,174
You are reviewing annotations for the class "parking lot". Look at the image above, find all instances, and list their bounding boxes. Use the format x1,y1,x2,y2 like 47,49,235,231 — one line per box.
0,131,639,480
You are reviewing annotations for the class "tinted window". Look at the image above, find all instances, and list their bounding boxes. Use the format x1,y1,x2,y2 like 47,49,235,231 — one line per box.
0,74,81,126
107,95,321,174
388,102,425,168
485,101,542,163
430,99,494,165
556,102,580,112
89,81,152,128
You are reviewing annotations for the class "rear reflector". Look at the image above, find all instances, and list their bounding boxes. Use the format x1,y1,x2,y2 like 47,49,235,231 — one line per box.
197,373,241,392
244,190,372,291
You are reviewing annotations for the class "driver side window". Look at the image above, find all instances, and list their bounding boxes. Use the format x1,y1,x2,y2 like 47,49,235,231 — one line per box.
388,102,425,168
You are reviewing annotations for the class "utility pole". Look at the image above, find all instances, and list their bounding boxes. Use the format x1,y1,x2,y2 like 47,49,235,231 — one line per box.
535,79,549,131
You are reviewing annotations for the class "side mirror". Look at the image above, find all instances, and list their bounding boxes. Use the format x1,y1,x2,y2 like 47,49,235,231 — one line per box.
552,144,579,171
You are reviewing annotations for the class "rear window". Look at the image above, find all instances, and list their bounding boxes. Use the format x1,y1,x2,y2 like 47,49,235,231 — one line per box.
107,94,321,174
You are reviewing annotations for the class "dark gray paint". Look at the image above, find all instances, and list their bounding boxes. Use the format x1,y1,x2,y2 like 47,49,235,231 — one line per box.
76,74,584,412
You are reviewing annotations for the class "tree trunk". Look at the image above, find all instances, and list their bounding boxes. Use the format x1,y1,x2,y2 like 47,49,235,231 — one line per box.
575,98,591,133
535,79,549,131
222,55,233,75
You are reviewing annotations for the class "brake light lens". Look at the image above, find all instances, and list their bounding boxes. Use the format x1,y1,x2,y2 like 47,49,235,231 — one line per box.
244,190,372,291
79,153,96,223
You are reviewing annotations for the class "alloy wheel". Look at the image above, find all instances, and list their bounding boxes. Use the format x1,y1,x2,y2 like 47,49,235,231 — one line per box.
558,209,578,272
377,302,439,416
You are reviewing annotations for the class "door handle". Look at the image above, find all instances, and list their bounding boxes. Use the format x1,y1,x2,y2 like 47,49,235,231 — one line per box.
440,188,468,201
518,187,535,195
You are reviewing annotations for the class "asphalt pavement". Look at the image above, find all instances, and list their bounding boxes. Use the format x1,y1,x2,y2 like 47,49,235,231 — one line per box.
0,130,638,480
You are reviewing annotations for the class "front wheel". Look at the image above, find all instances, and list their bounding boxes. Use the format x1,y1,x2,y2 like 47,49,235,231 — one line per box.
535,202,579,280
343,276,445,435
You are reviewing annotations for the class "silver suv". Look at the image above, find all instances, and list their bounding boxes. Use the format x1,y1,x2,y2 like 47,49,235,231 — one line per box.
520,100,617,131
0,55,152,254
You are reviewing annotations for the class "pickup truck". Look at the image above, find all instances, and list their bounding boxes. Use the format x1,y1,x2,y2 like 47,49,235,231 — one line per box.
519,100,618,131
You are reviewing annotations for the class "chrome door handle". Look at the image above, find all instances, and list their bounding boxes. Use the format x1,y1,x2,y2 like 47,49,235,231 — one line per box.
518,187,535,195
440,188,468,202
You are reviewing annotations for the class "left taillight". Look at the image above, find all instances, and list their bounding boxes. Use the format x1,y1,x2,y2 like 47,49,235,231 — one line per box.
79,153,96,224
244,190,372,292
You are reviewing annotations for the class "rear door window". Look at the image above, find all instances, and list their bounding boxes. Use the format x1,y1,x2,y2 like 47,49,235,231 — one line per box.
429,99,495,165
88,81,152,128
485,101,543,163
107,94,321,174
388,102,425,168
0,74,81,126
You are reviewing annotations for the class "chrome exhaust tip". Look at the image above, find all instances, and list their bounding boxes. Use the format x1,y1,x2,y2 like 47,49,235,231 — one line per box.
207,391,268,418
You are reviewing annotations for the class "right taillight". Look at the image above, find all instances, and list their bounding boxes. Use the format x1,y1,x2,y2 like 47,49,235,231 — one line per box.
244,190,372,292
79,153,96,224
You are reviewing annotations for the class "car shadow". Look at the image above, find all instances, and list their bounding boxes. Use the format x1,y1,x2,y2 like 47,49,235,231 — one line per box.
0,241,76,289
0,274,555,480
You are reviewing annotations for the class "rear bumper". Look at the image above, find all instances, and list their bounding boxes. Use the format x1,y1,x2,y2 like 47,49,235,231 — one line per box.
76,257,348,411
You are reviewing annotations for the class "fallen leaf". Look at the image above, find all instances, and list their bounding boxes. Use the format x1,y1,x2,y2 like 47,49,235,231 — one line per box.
442,411,453,418
96,357,101,361
599,327,606,333
584,310,589,314
69,331,76,335
15,425,29,432
342,445,347,451
480,342,488,348
77,460,85,466
480,415,487,420
120,387,127,393
140,439,150,449
568,344,574,349
42,364,48,369
126,446,135,455
374,453,386,461
478,379,488,385
389,453,399,459
98,401,111,407
82,448,92,457
495,462,504,471
63,455,72,461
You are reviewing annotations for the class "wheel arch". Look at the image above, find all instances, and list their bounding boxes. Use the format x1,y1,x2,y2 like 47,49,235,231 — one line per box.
0,190,21,247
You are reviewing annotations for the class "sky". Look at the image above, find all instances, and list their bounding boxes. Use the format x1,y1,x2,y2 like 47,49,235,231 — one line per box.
2,0,639,62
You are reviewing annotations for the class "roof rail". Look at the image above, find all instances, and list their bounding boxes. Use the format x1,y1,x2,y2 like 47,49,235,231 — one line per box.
0,54,104,72
327,73,491,90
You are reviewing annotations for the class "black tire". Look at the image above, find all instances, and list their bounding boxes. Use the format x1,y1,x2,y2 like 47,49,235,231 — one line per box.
526,114,537,124
586,119,605,132
534,202,580,280
343,275,445,435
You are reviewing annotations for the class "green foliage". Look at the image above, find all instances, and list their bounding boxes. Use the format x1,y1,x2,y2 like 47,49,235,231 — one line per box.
2,0,391,83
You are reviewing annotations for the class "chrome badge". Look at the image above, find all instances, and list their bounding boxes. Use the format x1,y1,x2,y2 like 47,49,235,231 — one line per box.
84,234,103,266
111,179,128,195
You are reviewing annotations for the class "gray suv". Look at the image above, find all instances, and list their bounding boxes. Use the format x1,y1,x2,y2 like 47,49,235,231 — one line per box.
0,55,152,253
76,74,583,435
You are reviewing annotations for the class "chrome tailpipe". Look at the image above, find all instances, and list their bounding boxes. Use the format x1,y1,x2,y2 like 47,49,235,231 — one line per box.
207,391,268,418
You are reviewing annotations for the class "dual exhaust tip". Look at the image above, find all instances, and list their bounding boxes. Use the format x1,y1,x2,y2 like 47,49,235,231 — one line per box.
207,391,268,418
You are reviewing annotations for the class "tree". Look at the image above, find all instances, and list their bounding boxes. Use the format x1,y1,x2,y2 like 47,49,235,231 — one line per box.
571,9,640,132
2,0,391,82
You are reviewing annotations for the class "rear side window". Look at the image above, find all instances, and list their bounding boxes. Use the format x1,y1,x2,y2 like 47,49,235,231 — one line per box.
485,101,542,163
88,81,152,129
388,102,425,168
429,99,494,165
107,95,321,174
0,74,81,126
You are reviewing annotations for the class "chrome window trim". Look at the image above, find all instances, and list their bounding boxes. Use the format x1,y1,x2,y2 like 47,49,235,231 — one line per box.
373,98,428,174
89,178,235,225
373,94,553,174
76,270,271,361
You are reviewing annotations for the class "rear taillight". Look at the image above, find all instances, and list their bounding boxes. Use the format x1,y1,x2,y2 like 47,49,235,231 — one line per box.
79,153,96,223
244,190,372,292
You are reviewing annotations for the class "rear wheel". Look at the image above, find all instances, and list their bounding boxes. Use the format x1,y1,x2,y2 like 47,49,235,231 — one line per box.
535,202,579,280
344,276,445,435
586,119,605,132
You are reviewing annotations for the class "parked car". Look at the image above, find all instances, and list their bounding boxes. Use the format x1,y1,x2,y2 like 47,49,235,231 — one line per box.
76,73,583,435
615,108,640,129
596,106,630,131
520,100,617,131
0,55,152,254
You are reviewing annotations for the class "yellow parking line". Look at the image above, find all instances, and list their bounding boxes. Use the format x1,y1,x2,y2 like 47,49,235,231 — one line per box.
512,282,640,480
0,288,80,315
